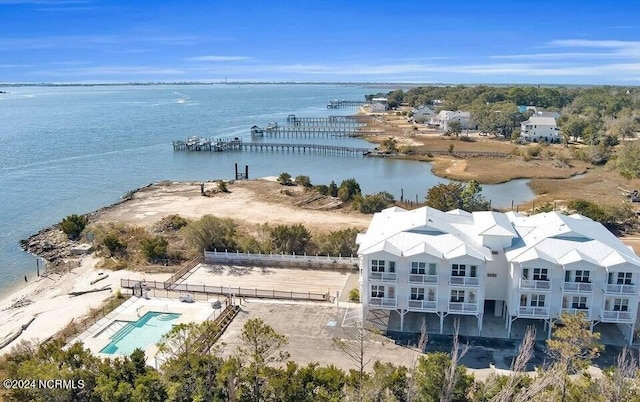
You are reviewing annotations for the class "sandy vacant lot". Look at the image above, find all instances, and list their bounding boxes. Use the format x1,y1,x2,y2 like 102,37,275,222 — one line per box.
99,179,371,232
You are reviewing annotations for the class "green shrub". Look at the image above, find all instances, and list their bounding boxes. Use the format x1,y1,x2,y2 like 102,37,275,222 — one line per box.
218,180,229,193
181,215,238,252
60,214,88,240
103,234,127,256
277,172,293,186
527,145,542,158
352,192,395,214
294,175,312,187
270,224,311,254
168,214,189,230
348,288,360,302
337,178,361,202
315,184,329,195
140,236,168,263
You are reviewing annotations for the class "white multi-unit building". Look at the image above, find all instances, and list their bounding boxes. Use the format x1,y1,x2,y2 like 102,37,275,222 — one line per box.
429,110,474,131
357,206,640,344
520,115,560,142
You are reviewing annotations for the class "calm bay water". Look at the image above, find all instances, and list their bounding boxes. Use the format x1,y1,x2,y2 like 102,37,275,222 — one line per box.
0,84,534,295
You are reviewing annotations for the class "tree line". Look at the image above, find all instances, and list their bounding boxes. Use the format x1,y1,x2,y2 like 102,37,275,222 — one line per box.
2,312,639,402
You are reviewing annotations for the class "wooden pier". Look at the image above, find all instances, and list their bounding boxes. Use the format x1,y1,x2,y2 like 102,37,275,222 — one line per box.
251,125,383,138
286,114,363,126
173,136,242,152
173,136,371,156
327,100,368,109
241,142,370,156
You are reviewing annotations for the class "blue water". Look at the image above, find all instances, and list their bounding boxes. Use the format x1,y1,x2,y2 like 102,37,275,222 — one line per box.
100,312,181,356
0,84,534,294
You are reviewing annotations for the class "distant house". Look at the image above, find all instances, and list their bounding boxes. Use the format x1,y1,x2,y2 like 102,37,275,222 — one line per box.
370,97,388,113
412,105,435,122
535,110,561,119
520,115,560,143
430,110,474,131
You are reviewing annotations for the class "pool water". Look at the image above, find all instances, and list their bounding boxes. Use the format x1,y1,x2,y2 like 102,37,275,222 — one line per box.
100,312,181,356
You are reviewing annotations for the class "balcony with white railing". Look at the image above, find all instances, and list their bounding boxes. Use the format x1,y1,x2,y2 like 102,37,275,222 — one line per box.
448,302,478,314
369,272,397,283
604,284,637,295
562,282,593,293
369,297,397,308
517,306,550,318
601,310,634,322
448,276,479,287
561,308,591,319
409,274,438,284
519,279,551,292
408,299,437,312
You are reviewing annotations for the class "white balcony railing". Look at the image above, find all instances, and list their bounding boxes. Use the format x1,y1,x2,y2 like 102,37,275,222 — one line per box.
520,279,551,291
562,282,593,293
561,308,591,319
409,274,438,284
604,284,637,295
369,272,397,282
408,299,437,311
518,306,550,318
448,302,478,314
369,297,397,308
601,310,634,322
449,276,479,287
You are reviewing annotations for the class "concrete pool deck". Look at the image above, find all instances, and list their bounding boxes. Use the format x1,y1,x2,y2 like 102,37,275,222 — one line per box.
74,296,226,365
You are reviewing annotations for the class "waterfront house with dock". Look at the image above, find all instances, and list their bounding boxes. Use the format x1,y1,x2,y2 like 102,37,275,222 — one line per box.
357,206,640,344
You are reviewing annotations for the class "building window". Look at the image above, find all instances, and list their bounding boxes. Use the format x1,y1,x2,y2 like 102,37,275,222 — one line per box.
614,298,629,311
470,265,477,278
567,270,590,283
411,262,426,275
522,268,529,280
531,294,545,307
616,272,633,285
450,290,465,303
427,288,436,301
572,296,588,309
371,260,385,272
452,264,466,277
389,261,396,273
533,268,548,281
520,294,528,307
410,287,425,300
428,263,437,275
371,285,385,298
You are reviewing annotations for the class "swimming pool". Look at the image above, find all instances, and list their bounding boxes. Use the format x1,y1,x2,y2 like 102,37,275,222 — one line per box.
99,311,181,356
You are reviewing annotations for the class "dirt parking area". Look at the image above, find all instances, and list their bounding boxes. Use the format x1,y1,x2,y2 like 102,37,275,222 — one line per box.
218,300,422,372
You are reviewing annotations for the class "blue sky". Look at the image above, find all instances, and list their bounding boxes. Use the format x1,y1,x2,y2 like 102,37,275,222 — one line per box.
1,0,640,84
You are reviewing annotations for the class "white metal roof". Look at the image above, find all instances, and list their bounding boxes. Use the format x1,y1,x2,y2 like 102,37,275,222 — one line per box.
358,206,640,270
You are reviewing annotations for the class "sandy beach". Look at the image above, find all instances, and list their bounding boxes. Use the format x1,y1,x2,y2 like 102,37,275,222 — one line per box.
1,178,370,354
0,256,171,355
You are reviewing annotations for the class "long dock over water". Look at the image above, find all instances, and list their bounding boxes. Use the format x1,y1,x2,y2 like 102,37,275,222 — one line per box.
327,100,368,109
173,137,371,156
250,125,383,138
286,114,366,126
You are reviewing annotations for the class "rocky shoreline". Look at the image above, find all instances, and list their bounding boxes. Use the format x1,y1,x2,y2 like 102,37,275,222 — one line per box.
18,183,154,271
